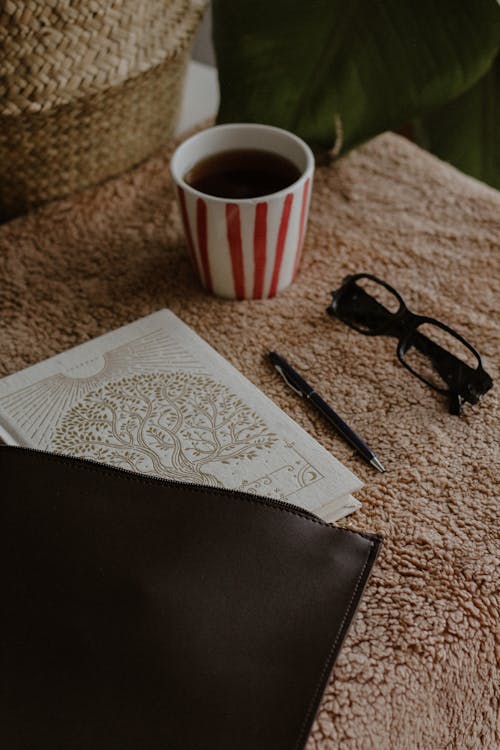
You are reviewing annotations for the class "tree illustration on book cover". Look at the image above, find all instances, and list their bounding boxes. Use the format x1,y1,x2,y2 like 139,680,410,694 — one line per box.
51,372,278,486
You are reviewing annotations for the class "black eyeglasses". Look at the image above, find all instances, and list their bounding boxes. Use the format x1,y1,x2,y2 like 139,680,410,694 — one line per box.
327,273,493,415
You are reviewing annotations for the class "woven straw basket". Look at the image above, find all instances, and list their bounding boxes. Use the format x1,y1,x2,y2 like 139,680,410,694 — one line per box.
0,0,207,221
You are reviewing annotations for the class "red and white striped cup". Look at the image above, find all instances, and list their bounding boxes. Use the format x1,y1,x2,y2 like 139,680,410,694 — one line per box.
170,123,314,299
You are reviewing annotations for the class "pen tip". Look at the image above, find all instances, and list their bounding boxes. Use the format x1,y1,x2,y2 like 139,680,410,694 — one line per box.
370,456,385,473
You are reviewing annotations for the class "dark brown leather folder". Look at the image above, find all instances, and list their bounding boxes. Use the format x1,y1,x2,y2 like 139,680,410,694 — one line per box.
1,446,381,750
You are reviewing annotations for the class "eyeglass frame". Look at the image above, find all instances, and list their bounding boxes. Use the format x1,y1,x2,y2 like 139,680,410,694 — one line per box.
326,273,493,415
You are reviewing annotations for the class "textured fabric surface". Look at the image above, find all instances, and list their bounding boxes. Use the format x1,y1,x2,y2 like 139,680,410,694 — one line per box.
0,131,498,749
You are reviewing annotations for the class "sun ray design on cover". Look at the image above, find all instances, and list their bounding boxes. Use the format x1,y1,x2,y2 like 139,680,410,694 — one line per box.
0,329,203,446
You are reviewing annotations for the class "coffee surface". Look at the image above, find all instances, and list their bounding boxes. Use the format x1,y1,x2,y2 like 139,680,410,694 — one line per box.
184,149,301,199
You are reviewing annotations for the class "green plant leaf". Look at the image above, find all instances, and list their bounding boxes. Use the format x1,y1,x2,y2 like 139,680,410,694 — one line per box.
213,0,500,155
413,55,500,189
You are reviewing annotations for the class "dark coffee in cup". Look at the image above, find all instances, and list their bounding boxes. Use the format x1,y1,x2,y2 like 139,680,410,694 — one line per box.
184,148,301,199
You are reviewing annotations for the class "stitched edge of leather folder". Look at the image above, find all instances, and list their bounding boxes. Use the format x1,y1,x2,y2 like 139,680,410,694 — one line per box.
294,533,381,750
1,446,380,545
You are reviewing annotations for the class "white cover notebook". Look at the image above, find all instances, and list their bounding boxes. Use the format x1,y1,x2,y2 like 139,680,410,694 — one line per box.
0,310,362,521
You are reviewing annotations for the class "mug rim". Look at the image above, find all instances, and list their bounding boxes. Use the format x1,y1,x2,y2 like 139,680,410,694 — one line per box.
170,123,315,205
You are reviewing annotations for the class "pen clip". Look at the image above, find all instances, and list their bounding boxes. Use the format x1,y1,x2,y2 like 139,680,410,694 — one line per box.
274,364,304,397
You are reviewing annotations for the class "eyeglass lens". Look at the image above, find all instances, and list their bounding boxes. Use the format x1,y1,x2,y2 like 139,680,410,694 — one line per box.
339,276,402,332
400,322,480,391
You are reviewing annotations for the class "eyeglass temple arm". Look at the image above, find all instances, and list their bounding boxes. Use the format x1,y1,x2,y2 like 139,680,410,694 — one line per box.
448,391,463,416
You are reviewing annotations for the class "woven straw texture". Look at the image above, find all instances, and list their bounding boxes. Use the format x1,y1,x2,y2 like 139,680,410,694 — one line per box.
0,0,207,221
0,129,499,749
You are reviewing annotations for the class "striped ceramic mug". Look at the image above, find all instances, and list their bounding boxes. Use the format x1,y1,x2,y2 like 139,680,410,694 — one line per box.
170,124,314,299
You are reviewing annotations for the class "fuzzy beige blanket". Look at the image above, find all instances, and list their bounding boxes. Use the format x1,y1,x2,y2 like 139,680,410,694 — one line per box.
1,130,498,749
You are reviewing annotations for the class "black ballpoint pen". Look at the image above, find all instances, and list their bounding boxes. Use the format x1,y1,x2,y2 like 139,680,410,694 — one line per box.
269,351,385,472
